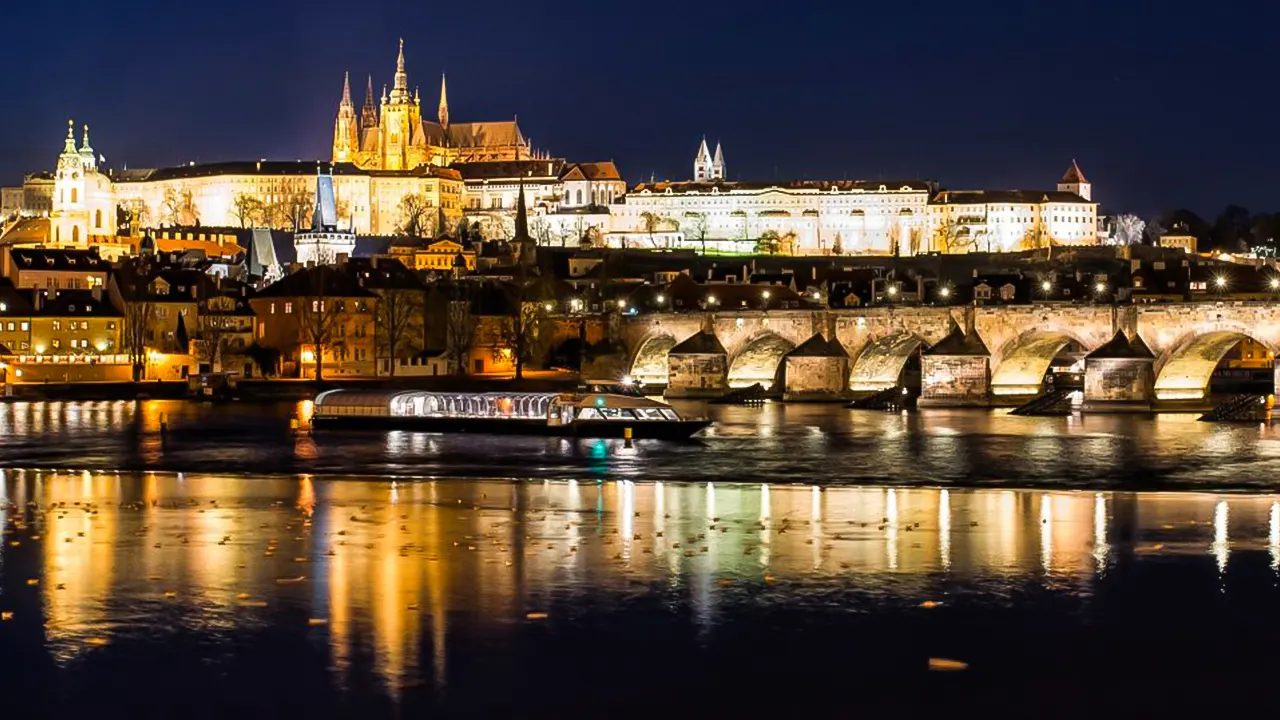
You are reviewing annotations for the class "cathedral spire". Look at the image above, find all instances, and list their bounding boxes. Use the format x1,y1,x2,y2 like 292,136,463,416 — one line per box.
391,38,409,103
361,75,377,129
365,75,374,105
438,73,449,128
341,71,352,107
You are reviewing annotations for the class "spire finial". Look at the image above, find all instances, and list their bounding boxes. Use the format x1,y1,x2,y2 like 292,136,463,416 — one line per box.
392,38,409,100
341,71,352,105
62,119,77,154
365,75,374,105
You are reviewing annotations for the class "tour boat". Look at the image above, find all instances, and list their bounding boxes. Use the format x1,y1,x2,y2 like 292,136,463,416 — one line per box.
310,389,710,439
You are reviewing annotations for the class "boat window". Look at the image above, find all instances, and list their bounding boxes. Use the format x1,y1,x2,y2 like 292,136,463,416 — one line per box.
660,409,680,421
636,408,667,420
578,408,602,420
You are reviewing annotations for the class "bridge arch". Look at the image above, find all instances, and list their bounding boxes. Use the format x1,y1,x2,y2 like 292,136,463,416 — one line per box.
849,331,928,392
728,332,796,389
629,335,677,385
990,329,1092,397
1154,329,1276,401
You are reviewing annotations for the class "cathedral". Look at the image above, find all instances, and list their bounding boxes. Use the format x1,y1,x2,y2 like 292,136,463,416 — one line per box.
332,40,538,171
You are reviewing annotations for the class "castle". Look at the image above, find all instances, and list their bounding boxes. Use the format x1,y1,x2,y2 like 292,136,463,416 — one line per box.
332,40,538,171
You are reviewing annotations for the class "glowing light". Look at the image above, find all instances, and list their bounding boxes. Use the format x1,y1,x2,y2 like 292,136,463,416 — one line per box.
1214,275,1227,289
620,375,633,385
14,369,22,377
811,291,820,300
1041,280,1052,292
655,294,665,304
1093,493,1107,572
939,488,951,571
1094,282,1106,294
1213,500,1229,574
617,299,627,309
1040,494,1053,573
886,285,899,296
1270,502,1279,572
938,287,951,299
1270,278,1279,290
34,345,45,355
706,295,718,305
885,488,898,570
301,350,315,363
570,299,583,311
543,302,553,312
95,341,107,352
762,290,771,300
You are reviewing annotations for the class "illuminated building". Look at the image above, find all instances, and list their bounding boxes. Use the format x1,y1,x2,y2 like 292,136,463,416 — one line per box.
332,40,537,171
50,121,116,247
294,172,355,266
249,265,378,378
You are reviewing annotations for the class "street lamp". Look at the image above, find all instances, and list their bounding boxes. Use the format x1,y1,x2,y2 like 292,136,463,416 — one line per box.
886,285,899,297
655,293,665,305
938,286,951,301
706,295,718,306
1041,280,1052,293
1269,277,1279,291
762,290,771,300
543,302,554,312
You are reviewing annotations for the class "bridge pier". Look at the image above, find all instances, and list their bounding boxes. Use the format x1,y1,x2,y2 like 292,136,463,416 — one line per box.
665,331,728,398
919,326,991,407
782,334,851,401
1081,331,1155,413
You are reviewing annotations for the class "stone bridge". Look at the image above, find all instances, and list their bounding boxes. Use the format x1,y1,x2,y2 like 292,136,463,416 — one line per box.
616,303,1280,408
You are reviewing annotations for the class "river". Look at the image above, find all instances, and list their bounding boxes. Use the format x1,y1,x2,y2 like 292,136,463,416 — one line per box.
3,402,1280,716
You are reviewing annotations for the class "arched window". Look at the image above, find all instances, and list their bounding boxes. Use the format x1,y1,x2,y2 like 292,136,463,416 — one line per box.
94,209,102,228
72,226,80,244
71,188,78,203
576,190,582,205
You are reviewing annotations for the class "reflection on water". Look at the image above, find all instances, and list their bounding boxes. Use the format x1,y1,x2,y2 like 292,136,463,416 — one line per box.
4,471,1280,705
5,401,1280,489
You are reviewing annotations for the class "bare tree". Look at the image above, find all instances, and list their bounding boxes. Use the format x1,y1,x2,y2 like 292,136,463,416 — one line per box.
1113,213,1146,246
685,212,710,254
122,300,153,381
396,193,433,237
297,270,346,381
160,188,199,226
640,211,666,248
232,194,265,229
933,218,972,253
197,315,235,372
444,299,476,375
497,299,543,380
375,287,424,375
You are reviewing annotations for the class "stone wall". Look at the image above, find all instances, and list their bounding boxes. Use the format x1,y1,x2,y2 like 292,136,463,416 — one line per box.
783,356,849,401
667,353,727,398
1083,358,1153,411
920,355,990,406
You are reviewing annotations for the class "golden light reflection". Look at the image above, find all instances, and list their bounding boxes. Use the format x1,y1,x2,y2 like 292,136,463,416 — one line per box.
1093,493,1108,572
10,474,1280,696
1213,500,1230,575
939,489,951,572
1271,502,1280,572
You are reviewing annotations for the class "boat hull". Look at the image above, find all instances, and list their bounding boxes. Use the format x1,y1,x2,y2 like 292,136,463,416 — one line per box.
311,416,710,440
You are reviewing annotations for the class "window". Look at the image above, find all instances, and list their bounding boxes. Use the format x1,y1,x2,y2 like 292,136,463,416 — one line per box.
80,321,89,330
94,209,102,228
52,339,61,349
975,285,992,300
4,322,12,331
284,302,293,314
20,322,28,332
71,188,77,203
107,321,115,330
52,320,62,331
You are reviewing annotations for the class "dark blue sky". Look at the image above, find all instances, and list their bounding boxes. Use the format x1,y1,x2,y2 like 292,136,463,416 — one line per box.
1,0,1276,216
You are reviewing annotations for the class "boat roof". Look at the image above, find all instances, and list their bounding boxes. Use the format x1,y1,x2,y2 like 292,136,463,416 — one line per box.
313,389,675,410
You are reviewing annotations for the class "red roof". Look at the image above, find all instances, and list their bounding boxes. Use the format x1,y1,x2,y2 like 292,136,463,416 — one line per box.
1060,159,1088,184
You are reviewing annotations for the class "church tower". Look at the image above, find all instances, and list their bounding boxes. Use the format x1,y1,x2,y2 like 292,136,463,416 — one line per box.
1058,159,1091,201
360,75,377,130
438,73,449,129
379,39,420,171
693,137,713,182
711,141,725,180
53,120,87,246
332,72,359,164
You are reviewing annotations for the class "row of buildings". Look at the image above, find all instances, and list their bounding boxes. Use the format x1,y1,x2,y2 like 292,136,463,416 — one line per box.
1,39,1106,261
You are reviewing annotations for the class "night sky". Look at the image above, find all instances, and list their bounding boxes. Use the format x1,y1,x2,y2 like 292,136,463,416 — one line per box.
1,0,1276,216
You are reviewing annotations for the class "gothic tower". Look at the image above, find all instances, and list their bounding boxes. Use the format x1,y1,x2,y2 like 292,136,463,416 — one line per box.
360,75,377,130
693,137,713,182
332,72,359,163
711,141,725,180
438,73,449,129
379,39,420,171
